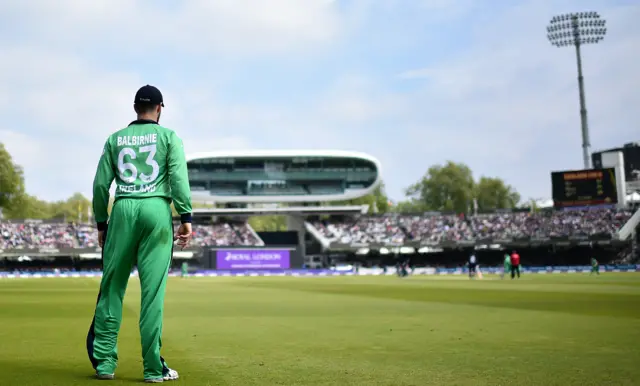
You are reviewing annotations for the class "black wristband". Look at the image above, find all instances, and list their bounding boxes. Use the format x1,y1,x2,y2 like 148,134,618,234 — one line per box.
97,222,108,232
180,213,192,224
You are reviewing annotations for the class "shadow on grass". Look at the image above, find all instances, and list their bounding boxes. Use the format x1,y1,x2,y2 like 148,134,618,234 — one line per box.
0,359,142,385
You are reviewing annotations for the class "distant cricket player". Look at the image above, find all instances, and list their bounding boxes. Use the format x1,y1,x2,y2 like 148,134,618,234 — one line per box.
181,261,189,278
590,257,600,275
510,250,521,279
467,253,478,279
87,85,193,383
501,253,511,279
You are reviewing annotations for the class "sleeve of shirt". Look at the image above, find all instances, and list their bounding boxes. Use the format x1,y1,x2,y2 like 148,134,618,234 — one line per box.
167,131,193,223
92,139,115,230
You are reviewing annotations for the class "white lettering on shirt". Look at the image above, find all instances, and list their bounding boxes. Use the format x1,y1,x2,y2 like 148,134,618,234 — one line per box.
116,134,158,147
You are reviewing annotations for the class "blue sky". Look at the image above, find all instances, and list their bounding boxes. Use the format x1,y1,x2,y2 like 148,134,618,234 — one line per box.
0,0,638,203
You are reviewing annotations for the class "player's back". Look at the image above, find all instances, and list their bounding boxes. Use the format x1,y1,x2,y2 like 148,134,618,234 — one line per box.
106,120,180,201
510,253,520,265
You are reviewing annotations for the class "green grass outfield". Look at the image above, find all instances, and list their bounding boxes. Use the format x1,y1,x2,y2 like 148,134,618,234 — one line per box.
0,274,639,386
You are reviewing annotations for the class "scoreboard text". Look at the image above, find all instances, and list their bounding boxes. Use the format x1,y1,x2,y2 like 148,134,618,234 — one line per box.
551,168,618,208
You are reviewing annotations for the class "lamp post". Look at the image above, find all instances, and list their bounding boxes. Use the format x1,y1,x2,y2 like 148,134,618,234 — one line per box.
547,12,607,169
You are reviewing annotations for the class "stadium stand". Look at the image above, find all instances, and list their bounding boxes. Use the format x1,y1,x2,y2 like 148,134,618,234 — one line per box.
0,208,634,250
191,222,263,246
0,207,637,273
0,222,77,249
0,221,263,249
310,208,634,244
75,223,99,248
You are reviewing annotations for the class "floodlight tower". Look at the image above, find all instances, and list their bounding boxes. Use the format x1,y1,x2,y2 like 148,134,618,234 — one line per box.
547,12,607,169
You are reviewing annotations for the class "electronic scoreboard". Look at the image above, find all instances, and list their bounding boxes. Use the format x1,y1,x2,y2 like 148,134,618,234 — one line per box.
550,168,618,208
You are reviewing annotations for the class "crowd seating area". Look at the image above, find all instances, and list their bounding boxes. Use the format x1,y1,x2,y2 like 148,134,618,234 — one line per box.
0,208,635,249
191,223,262,247
0,222,77,249
312,208,635,244
0,222,263,249
75,224,99,248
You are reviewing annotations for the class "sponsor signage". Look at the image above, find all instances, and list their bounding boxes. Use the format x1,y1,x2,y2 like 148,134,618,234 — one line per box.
216,249,291,270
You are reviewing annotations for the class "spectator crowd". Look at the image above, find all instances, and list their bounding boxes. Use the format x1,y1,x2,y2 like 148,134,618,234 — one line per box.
190,223,262,247
0,221,263,249
0,222,77,249
312,208,634,244
0,208,635,249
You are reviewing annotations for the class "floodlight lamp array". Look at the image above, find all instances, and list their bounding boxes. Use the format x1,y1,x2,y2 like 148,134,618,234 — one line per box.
546,11,607,47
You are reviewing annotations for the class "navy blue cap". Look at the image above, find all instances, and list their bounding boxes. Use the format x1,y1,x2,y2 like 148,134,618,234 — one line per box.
134,85,164,107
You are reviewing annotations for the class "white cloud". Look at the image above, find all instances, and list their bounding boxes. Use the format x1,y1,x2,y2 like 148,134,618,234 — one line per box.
0,0,341,56
315,75,410,123
0,47,138,136
388,2,640,199
0,0,638,205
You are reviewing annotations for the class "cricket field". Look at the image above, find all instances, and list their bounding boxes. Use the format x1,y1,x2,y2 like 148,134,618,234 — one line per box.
0,273,638,385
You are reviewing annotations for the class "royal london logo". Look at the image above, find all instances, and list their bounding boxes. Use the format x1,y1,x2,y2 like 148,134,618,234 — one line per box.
224,252,281,261
225,252,251,261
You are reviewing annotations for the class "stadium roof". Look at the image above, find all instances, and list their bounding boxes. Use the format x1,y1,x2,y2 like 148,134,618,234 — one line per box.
186,149,382,163
189,205,370,218
186,149,383,204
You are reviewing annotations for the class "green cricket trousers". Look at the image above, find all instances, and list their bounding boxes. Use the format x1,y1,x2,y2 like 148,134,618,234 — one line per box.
86,197,173,379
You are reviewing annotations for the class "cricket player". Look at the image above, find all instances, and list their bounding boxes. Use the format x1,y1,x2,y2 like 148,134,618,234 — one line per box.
501,253,511,279
510,250,521,279
590,257,600,275
467,253,477,279
181,261,189,278
86,85,193,383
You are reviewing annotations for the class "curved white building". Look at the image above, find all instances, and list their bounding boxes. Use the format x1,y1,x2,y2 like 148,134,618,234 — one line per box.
186,150,382,203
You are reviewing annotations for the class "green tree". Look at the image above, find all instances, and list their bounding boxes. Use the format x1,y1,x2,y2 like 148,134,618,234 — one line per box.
389,199,426,213
0,143,26,210
47,193,91,222
248,215,287,231
521,198,538,213
2,194,52,219
474,177,520,211
331,182,390,214
405,161,475,213
403,161,520,214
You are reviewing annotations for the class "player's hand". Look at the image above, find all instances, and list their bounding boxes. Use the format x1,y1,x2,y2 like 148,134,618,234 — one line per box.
98,231,105,248
174,223,192,250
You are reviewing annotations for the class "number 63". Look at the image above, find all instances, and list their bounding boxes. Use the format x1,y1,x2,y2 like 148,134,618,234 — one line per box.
118,145,159,184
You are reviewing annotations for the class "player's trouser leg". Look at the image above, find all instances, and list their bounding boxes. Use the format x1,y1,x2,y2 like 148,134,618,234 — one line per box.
516,265,521,278
87,200,137,375
511,266,515,279
135,198,174,380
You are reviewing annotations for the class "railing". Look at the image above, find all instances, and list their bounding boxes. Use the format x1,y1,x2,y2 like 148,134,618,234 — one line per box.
304,222,331,249
245,223,265,247
618,208,640,241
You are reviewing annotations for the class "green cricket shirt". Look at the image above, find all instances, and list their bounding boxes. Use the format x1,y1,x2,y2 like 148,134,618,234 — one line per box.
92,119,192,226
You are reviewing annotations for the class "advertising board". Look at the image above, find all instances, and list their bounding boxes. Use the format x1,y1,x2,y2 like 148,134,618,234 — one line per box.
216,249,291,269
